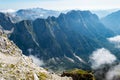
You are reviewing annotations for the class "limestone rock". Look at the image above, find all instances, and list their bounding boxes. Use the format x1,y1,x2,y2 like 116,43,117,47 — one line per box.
0,29,71,80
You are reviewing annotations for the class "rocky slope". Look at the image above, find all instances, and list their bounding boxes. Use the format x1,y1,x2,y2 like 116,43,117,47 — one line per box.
0,29,72,80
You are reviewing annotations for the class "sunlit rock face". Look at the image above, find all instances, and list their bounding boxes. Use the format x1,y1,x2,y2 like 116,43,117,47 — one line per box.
0,29,72,80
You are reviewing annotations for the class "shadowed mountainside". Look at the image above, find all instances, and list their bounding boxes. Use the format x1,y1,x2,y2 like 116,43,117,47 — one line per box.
7,10,116,71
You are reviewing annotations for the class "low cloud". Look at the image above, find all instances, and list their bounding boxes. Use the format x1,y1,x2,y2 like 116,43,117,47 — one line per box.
107,35,120,48
29,55,44,66
106,64,120,80
89,48,117,69
0,9,16,13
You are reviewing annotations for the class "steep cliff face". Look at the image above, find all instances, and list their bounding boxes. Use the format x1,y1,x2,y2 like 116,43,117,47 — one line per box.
0,29,72,80
0,10,117,71
9,10,115,70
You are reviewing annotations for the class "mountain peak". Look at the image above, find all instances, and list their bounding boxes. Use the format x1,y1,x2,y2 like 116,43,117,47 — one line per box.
58,10,99,21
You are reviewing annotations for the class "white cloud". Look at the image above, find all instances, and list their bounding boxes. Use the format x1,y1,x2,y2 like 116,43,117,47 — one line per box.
27,48,33,54
29,55,44,66
106,64,120,80
0,9,16,13
107,35,120,48
108,35,120,43
89,48,116,69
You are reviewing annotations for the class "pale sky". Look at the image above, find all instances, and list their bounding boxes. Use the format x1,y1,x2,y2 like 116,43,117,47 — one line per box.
0,0,120,10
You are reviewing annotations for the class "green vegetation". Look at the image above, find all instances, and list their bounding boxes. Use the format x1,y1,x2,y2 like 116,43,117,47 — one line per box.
9,64,15,68
0,63,2,67
65,68,88,74
61,69,95,80
0,71,2,74
38,72,47,80
26,74,34,80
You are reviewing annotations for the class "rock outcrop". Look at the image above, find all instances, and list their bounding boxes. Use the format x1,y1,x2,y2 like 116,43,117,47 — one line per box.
0,29,72,80
61,69,95,80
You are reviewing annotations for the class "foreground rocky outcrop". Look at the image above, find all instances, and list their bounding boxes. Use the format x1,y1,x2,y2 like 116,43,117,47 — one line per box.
61,69,95,80
0,29,72,80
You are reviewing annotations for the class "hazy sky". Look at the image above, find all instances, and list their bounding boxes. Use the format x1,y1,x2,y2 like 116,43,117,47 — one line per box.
0,0,120,10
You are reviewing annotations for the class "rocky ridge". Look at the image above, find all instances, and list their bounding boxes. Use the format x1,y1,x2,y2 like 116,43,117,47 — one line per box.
0,29,72,80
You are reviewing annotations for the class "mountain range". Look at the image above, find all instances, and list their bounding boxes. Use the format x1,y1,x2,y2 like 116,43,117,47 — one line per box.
0,9,119,72
91,9,119,18
3,8,61,23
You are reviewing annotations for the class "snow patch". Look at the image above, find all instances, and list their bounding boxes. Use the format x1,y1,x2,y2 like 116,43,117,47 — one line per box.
73,53,85,63
64,55,74,62
89,48,116,69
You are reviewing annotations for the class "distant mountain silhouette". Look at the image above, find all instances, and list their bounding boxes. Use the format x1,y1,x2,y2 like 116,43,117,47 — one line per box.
102,10,120,34
5,8,60,23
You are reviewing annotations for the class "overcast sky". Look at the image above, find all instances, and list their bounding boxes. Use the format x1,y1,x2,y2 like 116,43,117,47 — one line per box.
0,0,120,10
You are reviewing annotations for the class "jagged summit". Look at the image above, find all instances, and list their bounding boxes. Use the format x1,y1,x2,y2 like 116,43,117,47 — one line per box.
7,10,115,70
